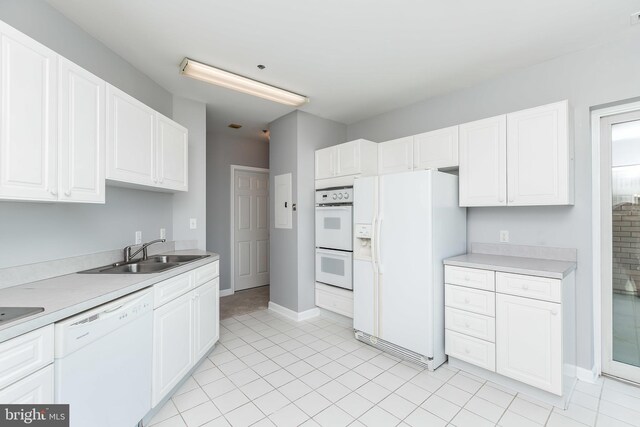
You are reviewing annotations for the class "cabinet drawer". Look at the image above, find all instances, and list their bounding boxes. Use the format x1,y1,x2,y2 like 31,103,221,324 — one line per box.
445,266,495,291
154,272,194,308
194,261,219,287
445,284,495,316
0,365,54,404
445,307,496,342
496,272,561,303
0,325,54,390
315,283,353,318
445,330,496,371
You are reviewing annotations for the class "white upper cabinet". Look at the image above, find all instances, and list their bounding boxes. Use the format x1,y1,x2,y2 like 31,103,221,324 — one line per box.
58,58,105,203
507,101,572,206
314,139,377,186
315,147,334,180
0,22,58,201
156,113,188,191
459,115,507,206
414,126,459,170
460,101,573,207
106,85,188,192
106,84,156,187
378,136,413,175
335,140,361,176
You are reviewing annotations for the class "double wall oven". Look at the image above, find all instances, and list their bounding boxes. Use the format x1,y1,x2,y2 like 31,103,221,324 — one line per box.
315,187,353,290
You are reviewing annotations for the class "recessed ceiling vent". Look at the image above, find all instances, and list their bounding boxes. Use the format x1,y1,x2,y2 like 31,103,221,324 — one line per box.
228,123,242,129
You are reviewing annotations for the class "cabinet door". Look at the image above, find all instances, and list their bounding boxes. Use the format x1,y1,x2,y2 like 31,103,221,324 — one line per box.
156,113,188,191
152,292,194,406
378,136,413,175
496,293,562,395
106,84,155,187
0,365,54,404
335,141,361,177
315,146,335,180
414,126,459,170
459,115,507,206
0,23,57,201
507,101,571,206
193,278,219,361
58,58,105,203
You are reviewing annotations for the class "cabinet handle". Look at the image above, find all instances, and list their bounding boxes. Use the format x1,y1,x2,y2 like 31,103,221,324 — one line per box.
464,297,470,304
551,309,558,316
64,190,71,197
464,321,470,328
49,188,58,196
464,275,470,281
464,348,471,354
522,284,529,290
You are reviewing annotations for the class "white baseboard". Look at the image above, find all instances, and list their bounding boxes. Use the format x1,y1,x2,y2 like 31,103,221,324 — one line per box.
576,366,599,383
268,301,320,321
220,289,234,297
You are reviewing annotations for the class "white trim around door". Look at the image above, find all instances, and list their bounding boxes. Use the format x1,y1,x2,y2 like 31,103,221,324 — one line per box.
229,165,270,296
592,100,640,380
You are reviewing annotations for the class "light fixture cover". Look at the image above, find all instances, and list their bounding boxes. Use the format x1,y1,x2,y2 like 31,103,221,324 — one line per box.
180,58,308,107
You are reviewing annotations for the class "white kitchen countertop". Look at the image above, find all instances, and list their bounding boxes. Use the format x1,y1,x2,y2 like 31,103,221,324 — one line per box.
0,249,219,343
443,253,576,279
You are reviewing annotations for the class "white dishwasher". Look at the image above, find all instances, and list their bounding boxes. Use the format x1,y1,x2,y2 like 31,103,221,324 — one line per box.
54,289,153,427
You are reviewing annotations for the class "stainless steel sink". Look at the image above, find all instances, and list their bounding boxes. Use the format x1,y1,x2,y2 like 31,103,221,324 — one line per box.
103,262,181,274
145,255,208,264
79,254,211,274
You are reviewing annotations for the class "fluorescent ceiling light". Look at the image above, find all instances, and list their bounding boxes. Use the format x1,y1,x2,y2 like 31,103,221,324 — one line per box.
180,58,308,107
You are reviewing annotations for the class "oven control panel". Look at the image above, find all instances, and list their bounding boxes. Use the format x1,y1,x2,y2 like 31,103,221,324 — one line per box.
316,187,353,204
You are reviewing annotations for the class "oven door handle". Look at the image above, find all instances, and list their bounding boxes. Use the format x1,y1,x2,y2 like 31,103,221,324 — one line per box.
316,206,352,211
315,249,352,258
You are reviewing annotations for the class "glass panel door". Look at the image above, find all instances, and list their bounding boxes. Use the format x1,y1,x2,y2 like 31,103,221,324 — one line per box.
611,119,640,369
602,110,640,383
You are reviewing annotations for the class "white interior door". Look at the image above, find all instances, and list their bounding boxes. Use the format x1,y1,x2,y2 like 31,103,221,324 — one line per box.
234,168,270,291
601,110,640,383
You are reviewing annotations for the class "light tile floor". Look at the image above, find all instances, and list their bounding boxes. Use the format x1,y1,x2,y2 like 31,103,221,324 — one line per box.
148,309,640,427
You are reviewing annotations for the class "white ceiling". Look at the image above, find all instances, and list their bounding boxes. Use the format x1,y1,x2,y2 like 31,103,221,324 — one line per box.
47,0,640,138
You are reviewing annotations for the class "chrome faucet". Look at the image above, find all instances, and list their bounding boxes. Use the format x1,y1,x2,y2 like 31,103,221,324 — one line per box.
123,239,166,262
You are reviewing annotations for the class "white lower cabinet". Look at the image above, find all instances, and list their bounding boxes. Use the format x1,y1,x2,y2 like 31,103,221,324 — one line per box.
194,278,220,361
496,293,562,394
315,282,353,318
0,325,54,403
152,291,194,406
445,265,575,401
0,365,54,404
151,261,220,407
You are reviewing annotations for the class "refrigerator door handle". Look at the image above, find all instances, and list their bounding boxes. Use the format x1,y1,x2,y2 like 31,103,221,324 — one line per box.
376,217,384,274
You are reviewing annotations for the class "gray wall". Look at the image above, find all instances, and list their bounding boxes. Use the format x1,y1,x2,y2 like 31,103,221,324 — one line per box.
206,129,270,291
269,113,299,309
269,111,347,312
172,97,207,249
0,0,176,268
296,112,348,311
0,187,173,268
347,29,640,371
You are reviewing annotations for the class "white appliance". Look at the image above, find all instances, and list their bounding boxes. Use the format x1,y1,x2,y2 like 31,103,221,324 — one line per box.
54,289,153,427
315,187,354,290
353,170,466,370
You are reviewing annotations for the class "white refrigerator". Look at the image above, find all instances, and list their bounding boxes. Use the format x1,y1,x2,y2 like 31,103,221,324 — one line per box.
353,170,466,370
